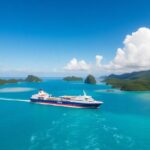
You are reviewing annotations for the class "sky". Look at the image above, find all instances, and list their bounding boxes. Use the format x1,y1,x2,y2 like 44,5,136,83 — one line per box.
0,0,150,77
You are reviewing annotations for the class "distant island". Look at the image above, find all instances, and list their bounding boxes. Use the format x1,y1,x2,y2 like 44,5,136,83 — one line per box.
0,75,42,85
104,70,150,91
85,74,96,84
0,79,23,85
63,76,83,81
25,75,42,82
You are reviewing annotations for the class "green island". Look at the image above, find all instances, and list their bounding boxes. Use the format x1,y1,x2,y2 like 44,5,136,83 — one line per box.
0,75,42,85
85,74,96,84
25,75,42,82
63,76,83,81
0,79,23,85
104,70,150,91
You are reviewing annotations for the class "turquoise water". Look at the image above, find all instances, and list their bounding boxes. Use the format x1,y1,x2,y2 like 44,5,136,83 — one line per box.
0,79,150,150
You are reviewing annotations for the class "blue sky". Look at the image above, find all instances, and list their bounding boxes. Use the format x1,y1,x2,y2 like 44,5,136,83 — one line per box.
0,0,150,76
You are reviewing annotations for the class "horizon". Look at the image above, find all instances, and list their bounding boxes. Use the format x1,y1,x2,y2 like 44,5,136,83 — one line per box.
1,69,150,79
0,0,150,77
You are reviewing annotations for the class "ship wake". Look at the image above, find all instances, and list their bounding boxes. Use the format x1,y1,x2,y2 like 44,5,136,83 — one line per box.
0,97,30,102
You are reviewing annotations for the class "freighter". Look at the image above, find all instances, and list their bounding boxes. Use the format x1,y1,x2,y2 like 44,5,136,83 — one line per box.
30,89,103,108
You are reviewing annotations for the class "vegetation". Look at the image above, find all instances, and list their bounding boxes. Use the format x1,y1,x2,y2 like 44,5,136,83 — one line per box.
85,74,96,84
0,79,23,85
104,70,150,91
25,75,42,82
0,75,42,85
63,76,83,81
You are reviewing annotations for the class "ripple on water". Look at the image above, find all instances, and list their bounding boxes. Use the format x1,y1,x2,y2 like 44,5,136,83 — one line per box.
101,123,135,149
113,133,134,148
30,135,36,143
28,115,135,150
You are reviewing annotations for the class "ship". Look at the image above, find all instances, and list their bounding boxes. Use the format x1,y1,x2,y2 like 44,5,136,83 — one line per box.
30,89,103,108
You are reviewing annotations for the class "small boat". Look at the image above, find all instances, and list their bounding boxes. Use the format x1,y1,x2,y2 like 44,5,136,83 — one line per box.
30,89,103,108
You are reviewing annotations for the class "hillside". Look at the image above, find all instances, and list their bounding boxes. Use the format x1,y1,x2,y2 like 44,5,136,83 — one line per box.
85,74,96,84
104,70,150,91
25,75,42,82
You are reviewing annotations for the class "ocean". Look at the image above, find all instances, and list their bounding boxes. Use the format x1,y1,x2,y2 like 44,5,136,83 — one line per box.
0,79,150,150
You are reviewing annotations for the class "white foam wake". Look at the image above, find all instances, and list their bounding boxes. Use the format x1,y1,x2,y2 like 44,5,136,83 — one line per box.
0,87,35,93
0,97,30,102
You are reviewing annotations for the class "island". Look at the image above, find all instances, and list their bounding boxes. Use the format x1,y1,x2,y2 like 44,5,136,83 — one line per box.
0,79,23,85
63,76,83,81
104,70,150,91
25,75,42,82
0,75,42,85
84,74,96,84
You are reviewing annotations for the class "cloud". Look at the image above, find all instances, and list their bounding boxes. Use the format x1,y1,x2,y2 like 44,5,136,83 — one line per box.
104,27,150,73
96,55,103,67
64,58,90,71
64,27,150,74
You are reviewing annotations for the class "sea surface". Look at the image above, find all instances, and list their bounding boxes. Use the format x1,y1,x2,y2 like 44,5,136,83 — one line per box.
0,79,150,150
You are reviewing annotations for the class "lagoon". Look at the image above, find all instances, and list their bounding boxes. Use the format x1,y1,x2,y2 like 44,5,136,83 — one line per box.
0,79,150,150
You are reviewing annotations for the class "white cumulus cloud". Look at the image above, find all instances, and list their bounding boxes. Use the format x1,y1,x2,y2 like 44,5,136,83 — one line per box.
104,27,150,73
64,58,90,71
64,27,150,74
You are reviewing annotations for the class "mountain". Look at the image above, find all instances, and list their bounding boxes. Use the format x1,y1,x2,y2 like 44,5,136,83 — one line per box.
104,70,150,91
108,70,150,80
25,75,42,82
85,74,96,84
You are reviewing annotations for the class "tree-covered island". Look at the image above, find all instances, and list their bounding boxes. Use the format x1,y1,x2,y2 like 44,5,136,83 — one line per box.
84,74,96,84
104,70,150,91
25,75,42,82
0,75,42,85
63,76,83,81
